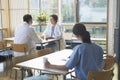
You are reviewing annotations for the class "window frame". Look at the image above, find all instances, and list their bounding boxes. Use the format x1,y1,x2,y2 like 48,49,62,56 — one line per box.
0,0,2,28
28,0,109,52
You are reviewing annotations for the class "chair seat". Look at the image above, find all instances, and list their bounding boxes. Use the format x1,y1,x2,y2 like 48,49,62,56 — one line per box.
0,50,13,62
0,50,13,56
24,75,52,80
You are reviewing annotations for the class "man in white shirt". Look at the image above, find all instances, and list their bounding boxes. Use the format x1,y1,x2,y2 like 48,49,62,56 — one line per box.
14,14,42,76
14,14,42,57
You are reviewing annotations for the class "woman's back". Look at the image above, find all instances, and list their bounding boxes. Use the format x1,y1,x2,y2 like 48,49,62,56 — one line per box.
66,43,104,80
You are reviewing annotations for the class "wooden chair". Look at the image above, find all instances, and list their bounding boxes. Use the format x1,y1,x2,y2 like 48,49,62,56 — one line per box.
12,43,28,55
11,52,37,80
12,48,52,69
104,54,116,59
63,33,72,40
37,48,52,57
0,41,6,50
11,48,52,80
103,55,115,70
87,69,114,80
36,32,43,36
0,41,12,75
63,33,72,49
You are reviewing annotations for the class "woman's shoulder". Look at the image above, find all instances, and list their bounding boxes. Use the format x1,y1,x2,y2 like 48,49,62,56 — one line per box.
74,43,100,49
73,44,85,50
92,43,101,47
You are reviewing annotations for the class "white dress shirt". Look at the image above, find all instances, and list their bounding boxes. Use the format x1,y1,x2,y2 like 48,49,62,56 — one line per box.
43,23,65,50
14,22,42,56
43,24,62,39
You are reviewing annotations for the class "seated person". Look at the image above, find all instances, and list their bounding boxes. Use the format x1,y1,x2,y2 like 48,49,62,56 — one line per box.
41,14,65,51
45,23,105,80
14,14,42,76
14,14,42,56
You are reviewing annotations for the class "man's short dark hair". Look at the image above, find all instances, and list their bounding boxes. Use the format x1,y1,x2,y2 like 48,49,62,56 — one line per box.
50,14,58,23
23,14,32,23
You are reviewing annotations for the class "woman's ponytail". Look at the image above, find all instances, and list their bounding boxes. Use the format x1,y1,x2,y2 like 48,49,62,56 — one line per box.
72,23,91,43
82,31,91,43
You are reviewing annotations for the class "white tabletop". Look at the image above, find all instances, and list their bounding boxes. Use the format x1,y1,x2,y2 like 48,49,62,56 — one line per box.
72,37,106,42
3,37,14,41
16,49,73,75
3,37,60,44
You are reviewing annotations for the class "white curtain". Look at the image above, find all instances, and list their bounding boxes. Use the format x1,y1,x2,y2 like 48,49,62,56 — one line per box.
9,0,29,36
0,0,2,40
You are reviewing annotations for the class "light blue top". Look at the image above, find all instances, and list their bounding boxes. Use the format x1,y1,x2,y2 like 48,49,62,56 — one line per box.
51,26,55,37
65,43,104,80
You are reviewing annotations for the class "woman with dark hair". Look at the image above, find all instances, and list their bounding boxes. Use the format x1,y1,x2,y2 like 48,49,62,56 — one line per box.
45,23,104,80
42,14,65,51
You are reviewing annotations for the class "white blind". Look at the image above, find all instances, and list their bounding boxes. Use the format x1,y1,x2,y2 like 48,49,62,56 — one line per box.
0,0,2,28
9,0,29,36
0,0,2,40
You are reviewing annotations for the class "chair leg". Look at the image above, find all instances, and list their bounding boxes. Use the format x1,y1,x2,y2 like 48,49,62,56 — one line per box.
56,75,59,80
39,70,42,75
9,56,13,78
5,56,8,76
33,69,36,76
15,70,17,80
10,69,13,78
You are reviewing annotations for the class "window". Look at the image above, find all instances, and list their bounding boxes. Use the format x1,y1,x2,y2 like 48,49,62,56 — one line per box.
29,0,58,32
29,0,108,51
61,0,74,23
78,0,107,22
9,0,28,36
86,26,107,38
29,0,58,21
76,0,108,51
41,0,58,15
29,0,40,20
86,25,107,51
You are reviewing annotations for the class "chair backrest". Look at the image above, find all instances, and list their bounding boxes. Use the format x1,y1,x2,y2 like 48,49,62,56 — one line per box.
37,48,52,57
103,55,115,70
12,48,52,67
0,41,6,50
104,54,115,59
87,69,114,80
36,32,43,36
12,43,28,53
63,33,72,40
12,53,37,67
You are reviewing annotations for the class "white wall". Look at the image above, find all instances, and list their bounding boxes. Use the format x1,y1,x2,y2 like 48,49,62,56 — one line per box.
108,0,117,55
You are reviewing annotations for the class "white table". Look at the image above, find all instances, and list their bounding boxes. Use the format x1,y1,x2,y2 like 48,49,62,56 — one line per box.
3,37,14,41
16,49,73,80
3,37,61,50
36,38,61,50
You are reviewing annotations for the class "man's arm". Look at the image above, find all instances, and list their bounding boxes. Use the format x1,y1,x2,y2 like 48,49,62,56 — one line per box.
30,28,42,43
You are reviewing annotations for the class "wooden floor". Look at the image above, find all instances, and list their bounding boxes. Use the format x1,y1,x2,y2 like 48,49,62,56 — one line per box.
0,62,118,80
